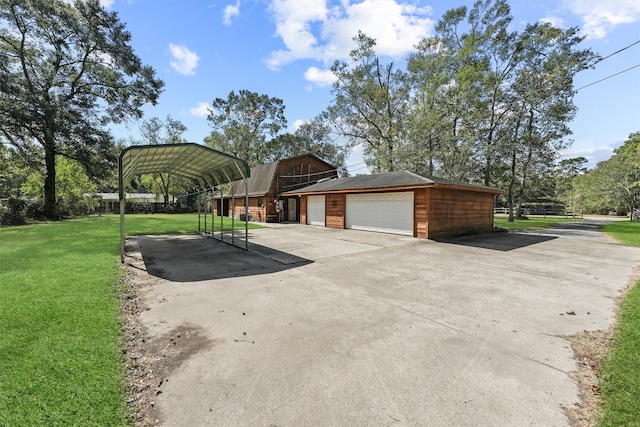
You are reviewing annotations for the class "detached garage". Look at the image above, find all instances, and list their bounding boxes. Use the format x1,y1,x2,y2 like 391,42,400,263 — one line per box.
284,171,504,239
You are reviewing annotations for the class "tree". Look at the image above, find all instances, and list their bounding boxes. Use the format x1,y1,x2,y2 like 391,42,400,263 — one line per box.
407,0,596,221
133,116,194,204
266,114,349,175
21,156,98,217
556,157,589,211
0,0,163,218
328,31,411,172
205,90,287,167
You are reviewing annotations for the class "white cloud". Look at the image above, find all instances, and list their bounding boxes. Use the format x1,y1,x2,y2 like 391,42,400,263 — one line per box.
540,16,565,28
561,143,621,167
189,102,211,118
562,0,640,39
266,0,434,72
223,1,241,26
168,43,200,76
100,0,114,7
304,66,337,86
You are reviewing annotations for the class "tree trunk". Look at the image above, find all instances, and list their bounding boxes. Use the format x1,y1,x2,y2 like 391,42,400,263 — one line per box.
43,144,58,219
507,147,517,222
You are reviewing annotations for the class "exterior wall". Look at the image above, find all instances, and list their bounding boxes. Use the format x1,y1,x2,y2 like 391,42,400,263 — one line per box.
274,155,338,195
228,196,278,222
325,194,346,229
300,195,308,225
427,188,495,238
414,188,429,238
299,187,496,239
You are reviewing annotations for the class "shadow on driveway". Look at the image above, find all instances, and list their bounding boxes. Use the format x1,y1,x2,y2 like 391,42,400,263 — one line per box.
434,231,557,251
134,234,312,282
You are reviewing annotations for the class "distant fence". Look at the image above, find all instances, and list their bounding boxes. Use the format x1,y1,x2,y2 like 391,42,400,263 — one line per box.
495,206,582,218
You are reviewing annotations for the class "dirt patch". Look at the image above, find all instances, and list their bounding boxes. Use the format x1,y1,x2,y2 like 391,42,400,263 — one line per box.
120,239,213,426
563,328,613,426
563,265,640,426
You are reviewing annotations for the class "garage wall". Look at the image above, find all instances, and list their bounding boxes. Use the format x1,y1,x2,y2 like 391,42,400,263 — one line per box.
414,188,429,238
326,194,346,229
300,195,308,225
427,188,495,238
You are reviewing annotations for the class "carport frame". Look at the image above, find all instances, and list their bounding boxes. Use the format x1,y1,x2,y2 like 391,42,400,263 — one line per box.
118,143,251,262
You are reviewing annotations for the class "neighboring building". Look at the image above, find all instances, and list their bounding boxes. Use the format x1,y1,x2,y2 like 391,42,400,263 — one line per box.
215,154,338,223
93,193,165,213
282,170,504,239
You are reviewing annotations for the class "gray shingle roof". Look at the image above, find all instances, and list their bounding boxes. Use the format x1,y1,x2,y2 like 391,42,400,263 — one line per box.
282,170,502,194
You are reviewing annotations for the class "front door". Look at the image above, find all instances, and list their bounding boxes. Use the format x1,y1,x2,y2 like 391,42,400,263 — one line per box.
287,198,297,221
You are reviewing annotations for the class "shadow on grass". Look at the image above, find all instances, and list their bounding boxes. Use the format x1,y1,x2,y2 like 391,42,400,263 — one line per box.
434,231,557,251
132,234,312,282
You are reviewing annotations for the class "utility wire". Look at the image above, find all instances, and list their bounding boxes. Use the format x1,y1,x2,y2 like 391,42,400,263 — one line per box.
576,63,640,92
595,39,640,64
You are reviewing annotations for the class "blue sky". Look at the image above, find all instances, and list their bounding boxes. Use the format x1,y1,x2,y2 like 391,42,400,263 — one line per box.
104,0,640,174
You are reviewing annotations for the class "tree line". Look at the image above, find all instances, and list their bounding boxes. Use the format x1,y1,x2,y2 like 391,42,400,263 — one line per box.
1,0,636,224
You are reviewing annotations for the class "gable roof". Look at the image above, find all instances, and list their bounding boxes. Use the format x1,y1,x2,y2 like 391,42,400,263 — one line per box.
228,153,337,197
282,170,504,195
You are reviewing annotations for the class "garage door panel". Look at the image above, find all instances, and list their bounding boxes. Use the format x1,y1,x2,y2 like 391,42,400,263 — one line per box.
346,192,413,236
307,195,325,226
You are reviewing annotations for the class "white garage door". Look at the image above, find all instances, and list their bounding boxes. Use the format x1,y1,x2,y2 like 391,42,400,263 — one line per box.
346,192,414,236
307,195,325,226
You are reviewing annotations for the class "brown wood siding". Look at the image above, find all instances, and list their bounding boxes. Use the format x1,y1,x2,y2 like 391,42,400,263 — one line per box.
325,194,346,229
414,188,429,238
428,188,495,238
300,195,307,224
274,155,337,195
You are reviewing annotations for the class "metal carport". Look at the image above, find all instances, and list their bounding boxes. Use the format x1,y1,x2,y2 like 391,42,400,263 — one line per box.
118,143,251,262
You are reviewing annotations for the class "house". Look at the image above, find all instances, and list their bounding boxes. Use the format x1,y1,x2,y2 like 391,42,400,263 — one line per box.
281,170,504,239
215,154,337,223
92,192,165,213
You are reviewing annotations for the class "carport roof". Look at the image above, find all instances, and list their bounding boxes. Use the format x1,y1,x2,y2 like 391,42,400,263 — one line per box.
282,170,504,195
118,143,250,199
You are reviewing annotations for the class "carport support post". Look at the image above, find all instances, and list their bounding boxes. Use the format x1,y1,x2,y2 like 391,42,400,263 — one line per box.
212,175,224,243
119,199,125,263
233,161,249,251
211,187,216,237
203,192,207,235
197,192,201,233
221,168,235,245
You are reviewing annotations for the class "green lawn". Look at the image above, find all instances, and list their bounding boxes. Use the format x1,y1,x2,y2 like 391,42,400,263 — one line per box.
494,214,583,230
2,214,637,425
598,220,640,426
0,214,261,426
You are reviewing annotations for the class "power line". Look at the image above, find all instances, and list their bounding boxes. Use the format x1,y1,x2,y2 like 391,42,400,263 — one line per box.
576,63,640,92
596,39,640,64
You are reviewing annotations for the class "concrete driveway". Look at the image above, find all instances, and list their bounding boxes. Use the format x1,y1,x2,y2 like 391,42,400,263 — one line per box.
127,219,640,426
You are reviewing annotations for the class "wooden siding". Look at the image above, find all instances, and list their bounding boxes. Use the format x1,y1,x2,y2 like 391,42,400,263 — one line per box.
325,194,346,229
427,188,495,238
300,195,307,225
414,188,429,238
273,155,338,195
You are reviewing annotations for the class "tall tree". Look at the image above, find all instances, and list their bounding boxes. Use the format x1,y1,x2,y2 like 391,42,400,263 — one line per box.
205,89,287,167
133,115,193,204
267,114,349,175
0,0,163,218
575,132,640,217
328,31,411,172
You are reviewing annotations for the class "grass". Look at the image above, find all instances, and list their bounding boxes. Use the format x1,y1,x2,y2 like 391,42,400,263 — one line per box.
0,213,261,426
598,220,640,426
494,214,583,230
